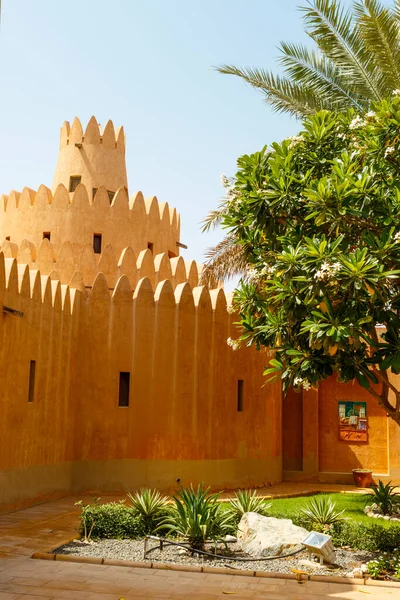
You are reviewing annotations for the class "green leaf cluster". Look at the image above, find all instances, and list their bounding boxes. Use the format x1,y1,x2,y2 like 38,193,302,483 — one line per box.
76,500,145,540
221,97,400,404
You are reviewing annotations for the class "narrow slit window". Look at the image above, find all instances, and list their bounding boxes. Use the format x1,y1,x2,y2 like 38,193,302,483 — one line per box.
92,188,98,200
69,176,81,192
119,372,130,407
28,360,36,403
43,232,51,241
107,190,115,203
237,380,244,412
93,234,102,254
148,242,154,253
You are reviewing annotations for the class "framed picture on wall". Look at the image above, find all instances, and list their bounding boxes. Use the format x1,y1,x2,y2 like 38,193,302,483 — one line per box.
338,401,368,443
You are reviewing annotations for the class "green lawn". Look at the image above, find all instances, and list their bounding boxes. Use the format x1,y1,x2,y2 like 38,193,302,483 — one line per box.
267,493,387,525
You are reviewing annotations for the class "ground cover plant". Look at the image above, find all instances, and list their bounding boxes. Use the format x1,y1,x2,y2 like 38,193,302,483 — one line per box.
367,549,400,580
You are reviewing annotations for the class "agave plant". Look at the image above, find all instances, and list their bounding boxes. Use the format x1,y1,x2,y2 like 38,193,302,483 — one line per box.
366,480,400,516
127,488,169,533
300,495,346,527
157,484,231,550
226,489,272,519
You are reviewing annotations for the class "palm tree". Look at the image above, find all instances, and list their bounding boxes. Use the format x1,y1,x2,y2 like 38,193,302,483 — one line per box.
201,0,400,286
218,0,400,118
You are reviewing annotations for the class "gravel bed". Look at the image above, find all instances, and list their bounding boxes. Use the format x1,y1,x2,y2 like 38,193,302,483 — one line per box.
54,538,376,578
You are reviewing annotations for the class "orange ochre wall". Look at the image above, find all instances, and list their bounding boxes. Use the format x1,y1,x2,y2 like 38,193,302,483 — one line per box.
318,378,388,475
2,249,400,513
0,253,282,512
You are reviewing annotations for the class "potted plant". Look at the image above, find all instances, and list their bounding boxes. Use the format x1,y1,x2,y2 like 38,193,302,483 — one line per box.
352,469,373,488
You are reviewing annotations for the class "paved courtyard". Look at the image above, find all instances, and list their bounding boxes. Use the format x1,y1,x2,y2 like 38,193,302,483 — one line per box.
0,484,399,599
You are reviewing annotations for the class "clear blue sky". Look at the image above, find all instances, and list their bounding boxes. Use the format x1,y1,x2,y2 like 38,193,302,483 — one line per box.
0,0,344,285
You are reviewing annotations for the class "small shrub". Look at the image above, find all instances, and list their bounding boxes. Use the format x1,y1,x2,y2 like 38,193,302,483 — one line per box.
158,484,231,550
299,495,346,527
76,499,145,540
127,488,170,534
277,512,400,552
330,521,400,552
366,480,400,516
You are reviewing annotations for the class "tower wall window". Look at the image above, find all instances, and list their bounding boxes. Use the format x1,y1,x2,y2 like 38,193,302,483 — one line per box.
119,372,130,407
148,242,154,253
28,360,36,403
237,380,244,412
93,234,102,254
43,232,51,241
69,176,81,192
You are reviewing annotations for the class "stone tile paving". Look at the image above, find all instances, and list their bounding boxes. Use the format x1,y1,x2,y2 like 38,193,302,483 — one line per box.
0,484,398,599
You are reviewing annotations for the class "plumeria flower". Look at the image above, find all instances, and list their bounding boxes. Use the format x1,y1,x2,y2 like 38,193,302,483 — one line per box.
393,89,400,96
226,337,240,351
349,116,365,130
293,377,311,391
365,111,376,121
314,261,341,280
288,134,305,149
385,146,395,157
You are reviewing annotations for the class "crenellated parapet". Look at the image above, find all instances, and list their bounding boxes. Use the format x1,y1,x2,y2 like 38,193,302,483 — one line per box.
1,238,199,291
0,184,181,259
52,116,127,195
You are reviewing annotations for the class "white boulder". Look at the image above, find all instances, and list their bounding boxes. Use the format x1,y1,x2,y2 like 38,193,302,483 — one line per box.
237,512,309,557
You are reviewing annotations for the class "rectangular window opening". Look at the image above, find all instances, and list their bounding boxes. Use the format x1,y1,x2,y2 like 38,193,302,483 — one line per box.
148,242,154,253
28,360,36,403
119,372,130,407
93,234,102,254
237,379,244,412
43,232,51,241
5,236,10,241
69,175,81,193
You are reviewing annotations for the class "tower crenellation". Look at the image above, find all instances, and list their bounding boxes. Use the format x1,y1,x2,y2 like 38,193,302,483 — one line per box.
0,117,183,265
53,116,127,196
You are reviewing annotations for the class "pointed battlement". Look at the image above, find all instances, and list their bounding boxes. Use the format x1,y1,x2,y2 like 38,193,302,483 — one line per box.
1,238,200,291
52,116,128,196
59,116,125,153
0,184,181,258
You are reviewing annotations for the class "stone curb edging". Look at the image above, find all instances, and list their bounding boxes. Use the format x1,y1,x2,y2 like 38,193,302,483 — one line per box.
31,551,400,588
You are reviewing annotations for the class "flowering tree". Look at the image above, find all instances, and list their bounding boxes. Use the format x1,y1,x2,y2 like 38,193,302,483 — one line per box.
221,94,400,425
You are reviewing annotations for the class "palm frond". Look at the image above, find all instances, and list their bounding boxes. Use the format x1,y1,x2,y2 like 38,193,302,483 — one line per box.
201,204,229,233
354,0,400,94
301,0,381,101
218,65,329,117
278,42,365,110
200,236,248,288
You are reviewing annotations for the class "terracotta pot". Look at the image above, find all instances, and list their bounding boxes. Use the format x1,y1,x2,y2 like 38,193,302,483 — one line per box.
352,469,373,488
